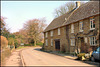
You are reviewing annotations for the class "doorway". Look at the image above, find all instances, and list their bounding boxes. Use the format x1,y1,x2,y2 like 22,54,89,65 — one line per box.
80,37,86,53
55,39,60,51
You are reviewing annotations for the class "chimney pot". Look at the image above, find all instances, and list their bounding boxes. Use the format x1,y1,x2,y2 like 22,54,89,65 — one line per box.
76,1,80,8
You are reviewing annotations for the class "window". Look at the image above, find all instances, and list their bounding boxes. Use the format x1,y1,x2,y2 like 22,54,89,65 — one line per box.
58,28,60,35
45,32,48,38
45,39,48,46
51,39,53,46
71,39,75,46
90,18,95,30
90,37,96,46
84,37,87,43
79,21,83,32
50,30,53,36
71,24,74,33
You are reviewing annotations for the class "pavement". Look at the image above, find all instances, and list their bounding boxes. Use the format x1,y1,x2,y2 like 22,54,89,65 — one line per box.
4,49,23,66
48,50,100,66
49,51,77,60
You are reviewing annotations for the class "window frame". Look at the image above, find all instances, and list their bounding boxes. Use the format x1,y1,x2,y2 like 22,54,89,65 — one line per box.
90,18,95,30
71,39,75,46
45,32,48,38
71,24,74,33
45,39,48,46
58,28,60,35
51,39,53,46
90,36,96,46
50,30,53,37
79,21,83,32
84,37,87,43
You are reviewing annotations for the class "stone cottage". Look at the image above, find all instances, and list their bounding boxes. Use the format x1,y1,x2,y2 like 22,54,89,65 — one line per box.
43,1,99,53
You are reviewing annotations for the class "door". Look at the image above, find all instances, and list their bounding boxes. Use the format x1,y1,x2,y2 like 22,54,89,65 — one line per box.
80,37,86,53
55,40,60,51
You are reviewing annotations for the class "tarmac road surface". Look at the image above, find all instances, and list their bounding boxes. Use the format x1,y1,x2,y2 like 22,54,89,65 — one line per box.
21,47,95,66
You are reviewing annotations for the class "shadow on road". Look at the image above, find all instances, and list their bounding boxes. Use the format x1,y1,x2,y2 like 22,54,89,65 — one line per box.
33,48,41,51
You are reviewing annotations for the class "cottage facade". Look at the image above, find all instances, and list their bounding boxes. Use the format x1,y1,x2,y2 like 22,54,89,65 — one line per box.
43,1,99,53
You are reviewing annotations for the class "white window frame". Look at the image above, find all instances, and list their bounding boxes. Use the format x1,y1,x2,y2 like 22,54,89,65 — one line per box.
51,39,53,46
71,24,74,33
90,18,95,30
71,39,75,46
45,32,48,38
84,37,87,43
58,28,60,35
79,21,83,32
90,37,96,46
50,30,53,37
45,39,48,46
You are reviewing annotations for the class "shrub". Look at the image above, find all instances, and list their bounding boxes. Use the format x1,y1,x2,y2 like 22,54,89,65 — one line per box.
24,44,31,46
8,37,14,46
0,36,8,49
36,42,43,46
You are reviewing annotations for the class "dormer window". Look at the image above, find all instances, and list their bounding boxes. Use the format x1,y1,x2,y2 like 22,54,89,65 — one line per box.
50,30,53,37
90,17,95,30
79,21,83,32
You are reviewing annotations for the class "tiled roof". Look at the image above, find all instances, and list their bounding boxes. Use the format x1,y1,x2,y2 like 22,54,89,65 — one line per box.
63,1,100,26
44,10,73,32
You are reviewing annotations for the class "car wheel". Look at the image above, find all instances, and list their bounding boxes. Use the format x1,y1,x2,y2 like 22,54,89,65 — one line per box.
91,56,95,62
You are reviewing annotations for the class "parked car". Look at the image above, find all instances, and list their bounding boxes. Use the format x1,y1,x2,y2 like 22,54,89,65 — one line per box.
91,47,100,62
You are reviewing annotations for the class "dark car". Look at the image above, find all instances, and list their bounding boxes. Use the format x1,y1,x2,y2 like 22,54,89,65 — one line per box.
91,47,100,62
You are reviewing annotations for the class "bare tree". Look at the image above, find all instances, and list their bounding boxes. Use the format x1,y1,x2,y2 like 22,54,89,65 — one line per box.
23,18,46,46
53,2,86,18
53,2,75,18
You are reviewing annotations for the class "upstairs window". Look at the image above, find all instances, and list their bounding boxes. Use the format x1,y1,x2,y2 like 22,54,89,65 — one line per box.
45,39,48,46
45,32,48,38
58,28,60,35
71,39,75,46
90,18,95,30
51,39,53,46
71,24,74,33
79,21,83,32
50,30,53,37
90,37,96,46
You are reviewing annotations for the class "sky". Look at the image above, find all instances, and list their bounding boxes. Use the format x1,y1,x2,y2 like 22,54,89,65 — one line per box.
1,1,88,33
1,1,70,33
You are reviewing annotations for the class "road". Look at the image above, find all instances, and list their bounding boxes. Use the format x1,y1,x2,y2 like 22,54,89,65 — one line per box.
21,47,95,66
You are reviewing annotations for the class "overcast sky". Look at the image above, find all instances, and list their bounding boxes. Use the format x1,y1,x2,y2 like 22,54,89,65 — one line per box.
1,1,88,33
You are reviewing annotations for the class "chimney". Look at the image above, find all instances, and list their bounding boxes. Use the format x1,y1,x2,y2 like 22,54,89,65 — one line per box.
76,1,80,8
